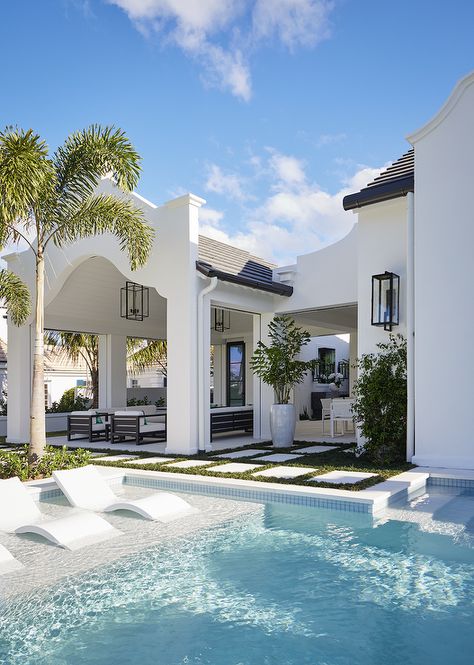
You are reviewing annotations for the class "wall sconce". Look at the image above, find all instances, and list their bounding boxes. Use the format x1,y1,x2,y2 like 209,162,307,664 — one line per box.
371,272,399,331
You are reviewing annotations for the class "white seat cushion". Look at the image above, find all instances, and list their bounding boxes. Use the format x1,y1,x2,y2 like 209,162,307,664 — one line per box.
139,423,165,434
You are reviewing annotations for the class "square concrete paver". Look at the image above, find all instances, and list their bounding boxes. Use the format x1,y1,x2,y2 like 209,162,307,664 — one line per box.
167,460,214,469
94,454,139,462
253,465,317,479
211,462,262,474
128,457,177,465
309,470,377,484
292,445,340,454
255,453,305,463
212,449,269,459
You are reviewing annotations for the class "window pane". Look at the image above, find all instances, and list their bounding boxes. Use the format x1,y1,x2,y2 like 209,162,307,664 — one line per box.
229,346,243,363
229,362,243,381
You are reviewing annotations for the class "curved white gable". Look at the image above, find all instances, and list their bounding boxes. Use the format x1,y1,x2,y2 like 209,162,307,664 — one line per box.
407,70,474,144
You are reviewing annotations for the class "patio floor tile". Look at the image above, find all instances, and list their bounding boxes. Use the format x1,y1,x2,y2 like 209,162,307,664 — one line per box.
167,460,214,469
255,453,305,463
94,454,140,462
127,457,177,465
212,449,269,459
309,470,377,484
292,445,340,454
253,466,317,479
211,463,262,473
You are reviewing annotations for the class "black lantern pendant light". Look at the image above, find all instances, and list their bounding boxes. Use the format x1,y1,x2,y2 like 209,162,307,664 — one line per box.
120,281,149,321
213,308,230,332
371,271,400,331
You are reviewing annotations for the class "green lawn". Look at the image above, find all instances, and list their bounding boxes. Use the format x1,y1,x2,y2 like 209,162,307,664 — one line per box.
91,441,414,491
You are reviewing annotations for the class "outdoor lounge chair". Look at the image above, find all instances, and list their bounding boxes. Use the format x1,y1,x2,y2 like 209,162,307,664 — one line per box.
53,465,198,522
0,543,23,575
0,477,122,551
67,411,109,442
111,410,166,445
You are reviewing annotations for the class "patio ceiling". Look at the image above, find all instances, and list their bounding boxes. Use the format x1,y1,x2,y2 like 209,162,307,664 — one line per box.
289,304,357,335
45,257,167,338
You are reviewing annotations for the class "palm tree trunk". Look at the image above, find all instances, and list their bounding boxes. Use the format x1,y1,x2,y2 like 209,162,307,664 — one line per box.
90,366,99,408
29,253,46,462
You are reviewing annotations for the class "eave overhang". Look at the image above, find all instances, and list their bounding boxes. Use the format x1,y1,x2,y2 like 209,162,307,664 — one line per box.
196,261,293,297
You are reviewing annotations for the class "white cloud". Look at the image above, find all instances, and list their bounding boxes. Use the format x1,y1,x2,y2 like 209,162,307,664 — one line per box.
199,206,224,227
199,154,382,265
205,164,249,201
252,0,333,50
317,132,347,147
268,150,306,186
108,0,335,99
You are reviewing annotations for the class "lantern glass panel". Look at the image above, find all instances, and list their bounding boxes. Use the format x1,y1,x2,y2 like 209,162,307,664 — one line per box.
371,272,399,330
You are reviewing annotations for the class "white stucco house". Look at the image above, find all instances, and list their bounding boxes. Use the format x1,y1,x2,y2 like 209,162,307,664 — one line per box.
5,71,474,469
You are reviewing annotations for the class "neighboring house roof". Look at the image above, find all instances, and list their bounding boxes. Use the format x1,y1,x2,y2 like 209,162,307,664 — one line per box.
197,235,293,296
44,346,89,376
343,148,414,211
0,340,88,376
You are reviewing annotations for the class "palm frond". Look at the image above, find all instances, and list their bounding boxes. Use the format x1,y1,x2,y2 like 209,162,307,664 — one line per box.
127,339,167,375
0,127,55,235
52,193,153,270
0,269,31,326
54,125,141,206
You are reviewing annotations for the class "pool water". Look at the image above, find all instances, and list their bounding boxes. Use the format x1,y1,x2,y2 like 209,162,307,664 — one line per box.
1,485,474,664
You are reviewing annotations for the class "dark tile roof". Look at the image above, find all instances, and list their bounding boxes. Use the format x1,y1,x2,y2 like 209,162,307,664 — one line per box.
197,235,293,296
366,149,414,188
343,148,414,210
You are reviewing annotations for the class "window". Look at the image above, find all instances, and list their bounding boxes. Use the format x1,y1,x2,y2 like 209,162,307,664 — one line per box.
314,347,336,383
131,379,139,388
76,379,86,387
44,383,50,409
226,342,245,406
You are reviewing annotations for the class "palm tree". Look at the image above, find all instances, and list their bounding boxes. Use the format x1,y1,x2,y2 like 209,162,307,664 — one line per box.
46,335,167,409
0,126,154,461
127,338,167,378
0,269,30,325
45,332,100,408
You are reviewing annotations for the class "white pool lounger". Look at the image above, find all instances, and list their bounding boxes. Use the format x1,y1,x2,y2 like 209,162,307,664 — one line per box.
53,465,198,523
0,477,122,551
0,544,23,575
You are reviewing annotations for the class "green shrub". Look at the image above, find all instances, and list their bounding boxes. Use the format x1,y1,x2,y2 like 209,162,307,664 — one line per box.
0,445,91,480
47,387,89,413
0,446,29,480
352,335,407,465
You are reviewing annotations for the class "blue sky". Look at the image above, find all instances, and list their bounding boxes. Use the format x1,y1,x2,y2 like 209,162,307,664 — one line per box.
1,0,473,264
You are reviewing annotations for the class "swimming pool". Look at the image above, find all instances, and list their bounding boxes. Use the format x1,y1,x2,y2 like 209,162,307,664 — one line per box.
1,482,474,664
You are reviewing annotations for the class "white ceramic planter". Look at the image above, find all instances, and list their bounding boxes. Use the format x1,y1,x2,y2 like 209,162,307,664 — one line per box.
270,404,296,447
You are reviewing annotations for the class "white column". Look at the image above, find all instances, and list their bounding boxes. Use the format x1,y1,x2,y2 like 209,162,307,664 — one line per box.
98,334,127,408
201,295,212,450
252,314,262,439
259,312,275,440
213,344,223,405
166,295,199,454
349,331,358,396
162,194,203,455
6,322,31,443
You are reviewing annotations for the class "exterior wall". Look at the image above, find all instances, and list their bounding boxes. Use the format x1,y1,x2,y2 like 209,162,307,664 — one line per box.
273,226,358,313
409,73,474,468
45,373,88,405
356,197,408,357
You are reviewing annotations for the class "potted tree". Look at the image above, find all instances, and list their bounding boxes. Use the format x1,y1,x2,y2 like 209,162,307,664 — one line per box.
251,315,316,447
